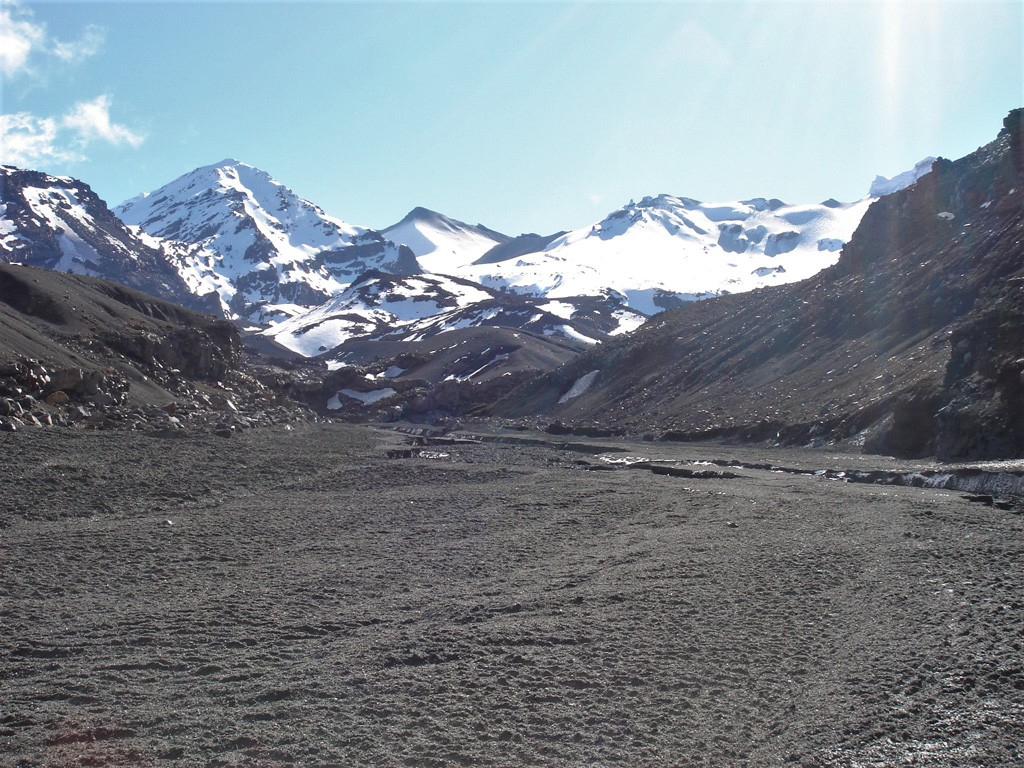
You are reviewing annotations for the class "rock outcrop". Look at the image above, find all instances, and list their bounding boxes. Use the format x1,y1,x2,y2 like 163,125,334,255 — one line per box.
0,263,313,434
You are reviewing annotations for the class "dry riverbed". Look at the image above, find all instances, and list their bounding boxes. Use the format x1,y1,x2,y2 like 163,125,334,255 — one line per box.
1,424,1022,767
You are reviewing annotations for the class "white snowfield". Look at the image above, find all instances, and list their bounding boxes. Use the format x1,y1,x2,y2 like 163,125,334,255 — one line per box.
97,156,937,354
869,157,936,198
457,194,874,316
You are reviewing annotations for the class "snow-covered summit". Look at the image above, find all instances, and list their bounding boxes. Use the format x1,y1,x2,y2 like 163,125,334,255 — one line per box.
869,157,937,198
383,206,509,275
457,192,873,315
116,159,368,248
115,160,418,323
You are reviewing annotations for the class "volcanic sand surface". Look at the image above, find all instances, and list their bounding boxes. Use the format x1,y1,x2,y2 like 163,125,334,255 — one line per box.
1,424,1022,767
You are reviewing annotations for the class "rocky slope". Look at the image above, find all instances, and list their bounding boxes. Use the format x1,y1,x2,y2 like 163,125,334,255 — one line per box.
492,109,1024,461
0,262,313,434
0,167,210,312
115,160,419,323
288,325,588,423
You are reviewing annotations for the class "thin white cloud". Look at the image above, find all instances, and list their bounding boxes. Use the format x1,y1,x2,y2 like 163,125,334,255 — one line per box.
0,113,83,166
0,2,137,169
663,20,733,69
0,0,104,77
53,24,105,64
63,95,145,148
1,96,144,167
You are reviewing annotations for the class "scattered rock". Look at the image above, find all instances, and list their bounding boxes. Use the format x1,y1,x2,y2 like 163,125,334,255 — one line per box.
44,391,69,405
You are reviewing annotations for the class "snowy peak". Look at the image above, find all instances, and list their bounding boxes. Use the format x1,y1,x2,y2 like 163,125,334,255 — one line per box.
116,159,364,246
459,191,872,315
869,157,937,198
383,207,510,275
115,161,418,323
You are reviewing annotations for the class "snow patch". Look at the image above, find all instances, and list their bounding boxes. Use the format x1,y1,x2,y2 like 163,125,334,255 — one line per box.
608,309,647,336
559,370,600,404
557,325,598,345
538,301,576,320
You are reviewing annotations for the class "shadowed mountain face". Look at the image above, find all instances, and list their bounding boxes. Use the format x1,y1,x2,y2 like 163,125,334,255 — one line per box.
471,232,567,265
0,262,331,432
492,109,1024,461
0,167,211,313
0,262,240,405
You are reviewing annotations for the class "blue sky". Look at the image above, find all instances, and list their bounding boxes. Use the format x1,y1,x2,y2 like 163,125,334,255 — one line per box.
2,1,1021,235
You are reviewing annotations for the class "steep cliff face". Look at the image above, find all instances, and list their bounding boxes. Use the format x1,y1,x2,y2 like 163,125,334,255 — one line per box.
0,262,315,433
491,109,1024,460
0,262,240,383
838,109,1024,459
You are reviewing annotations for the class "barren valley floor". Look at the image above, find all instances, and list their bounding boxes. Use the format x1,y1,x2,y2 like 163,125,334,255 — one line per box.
1,424,1022,767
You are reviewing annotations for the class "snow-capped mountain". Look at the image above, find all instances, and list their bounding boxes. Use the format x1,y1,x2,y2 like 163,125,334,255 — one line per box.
8,154,940,369
265,270,647,357
0,166,208,310
869,157,936,197
382,207,509,274
456,194,875,315
115,160,419,323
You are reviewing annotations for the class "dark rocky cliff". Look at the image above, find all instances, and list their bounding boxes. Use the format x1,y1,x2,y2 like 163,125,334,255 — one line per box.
492,109,1024,461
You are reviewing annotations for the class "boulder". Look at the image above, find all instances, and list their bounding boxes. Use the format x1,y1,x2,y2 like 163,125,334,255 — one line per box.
46,367,84,394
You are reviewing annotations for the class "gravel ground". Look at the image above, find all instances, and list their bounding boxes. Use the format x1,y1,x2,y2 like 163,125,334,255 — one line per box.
1,424,1022,767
